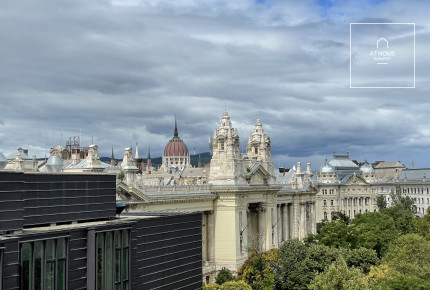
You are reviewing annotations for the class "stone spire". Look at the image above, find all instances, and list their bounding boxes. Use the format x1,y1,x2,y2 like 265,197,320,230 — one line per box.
174,117,178,137
147,147,152,172
135,143,139,159
247,118,274,175
110,147,115,166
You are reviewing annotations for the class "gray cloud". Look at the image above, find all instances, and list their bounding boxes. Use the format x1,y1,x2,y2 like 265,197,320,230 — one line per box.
1,0,430,168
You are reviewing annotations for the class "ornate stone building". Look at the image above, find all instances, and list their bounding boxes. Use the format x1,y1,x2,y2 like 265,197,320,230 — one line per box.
116,111,317,281
314,153,378,222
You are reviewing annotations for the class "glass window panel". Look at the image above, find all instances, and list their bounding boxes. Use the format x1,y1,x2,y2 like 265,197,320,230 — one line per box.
116,285,121,290
34,241,44,290
46,262,55,290
57,238,66,259
21,243,32,290
97,233,105,290
122,230,129,247
115,250,121,283
106,232,113,290
46,240,55,261
123,280,129,290
114,231,121,249
122,248,129,282
57,260,66,290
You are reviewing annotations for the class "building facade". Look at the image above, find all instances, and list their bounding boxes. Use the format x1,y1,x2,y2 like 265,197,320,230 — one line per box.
0,171,202,290
117,111,317,281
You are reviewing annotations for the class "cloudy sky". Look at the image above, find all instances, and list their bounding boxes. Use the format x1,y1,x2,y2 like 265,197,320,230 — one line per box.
1,0,430,169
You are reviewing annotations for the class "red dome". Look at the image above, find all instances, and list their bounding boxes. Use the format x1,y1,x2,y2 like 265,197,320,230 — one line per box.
164,137,189,156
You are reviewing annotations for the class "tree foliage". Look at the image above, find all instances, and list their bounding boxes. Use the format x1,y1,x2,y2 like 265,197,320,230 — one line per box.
215,267,235,285
382,234,430,282
331,211,350,224
309,258,368,290
274,239,312,290
372,273,430,290
376,195,387,211
382,204,415,235
339,247,379,274
237,248,279,289
349,212,398,257
390,185,415,212
316,220,351,249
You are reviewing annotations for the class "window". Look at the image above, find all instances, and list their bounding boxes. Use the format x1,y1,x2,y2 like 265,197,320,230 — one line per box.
323,200,327,206
21,238,67,290
330,200,334,206
254,146,258,155
220,142,224,151
324,212,327,220
96,230,130,290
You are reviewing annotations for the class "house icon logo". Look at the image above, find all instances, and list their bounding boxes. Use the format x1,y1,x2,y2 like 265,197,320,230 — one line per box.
370,37,395,64
376,37,389,48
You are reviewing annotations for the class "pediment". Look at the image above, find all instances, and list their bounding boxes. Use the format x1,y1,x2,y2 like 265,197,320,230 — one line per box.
343,174,368,185
245,163,270,185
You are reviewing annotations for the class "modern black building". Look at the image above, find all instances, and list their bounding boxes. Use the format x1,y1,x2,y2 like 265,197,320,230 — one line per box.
0,171,202,290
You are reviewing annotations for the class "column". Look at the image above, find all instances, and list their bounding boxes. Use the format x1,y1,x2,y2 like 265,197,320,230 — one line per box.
289,203,294,239
282,204,288,241
300,203,306,239
277,205,282,246
207,211,215,262
258,205,266,250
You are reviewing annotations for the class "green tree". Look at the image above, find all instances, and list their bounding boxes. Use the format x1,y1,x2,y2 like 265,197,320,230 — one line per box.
237,248,279,289
309,258,368,290
316,220,351,249
340,247,379,274
215,267,235,285
382,234,430,282
274,239,312,290
220,281,252,290
331,211,350,224
382,204,415,235
117,172,125,180
413,208,430,240
304,244,340,275
349,212,398,257
390,184,415,211
376,195,387,211
373,273,430,290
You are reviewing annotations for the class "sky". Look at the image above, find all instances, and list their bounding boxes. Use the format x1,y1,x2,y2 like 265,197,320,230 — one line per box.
1,0,430,169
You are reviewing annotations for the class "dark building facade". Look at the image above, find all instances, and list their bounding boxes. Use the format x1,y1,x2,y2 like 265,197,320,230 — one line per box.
0,171,202,290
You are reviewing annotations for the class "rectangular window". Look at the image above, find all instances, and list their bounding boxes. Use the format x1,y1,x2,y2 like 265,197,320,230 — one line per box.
220,142,224,151
96,230,130,290
20,238,68,290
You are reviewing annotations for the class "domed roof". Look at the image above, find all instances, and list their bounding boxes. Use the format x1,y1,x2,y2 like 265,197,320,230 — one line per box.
163,120,189,157
360,161,375,174
46,156,63,172
319,159,335,173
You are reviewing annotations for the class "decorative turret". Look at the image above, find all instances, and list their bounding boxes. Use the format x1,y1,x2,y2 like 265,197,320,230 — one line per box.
121,147,138,186
84,145,104,172
209,111,244,185
246,119,274,175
